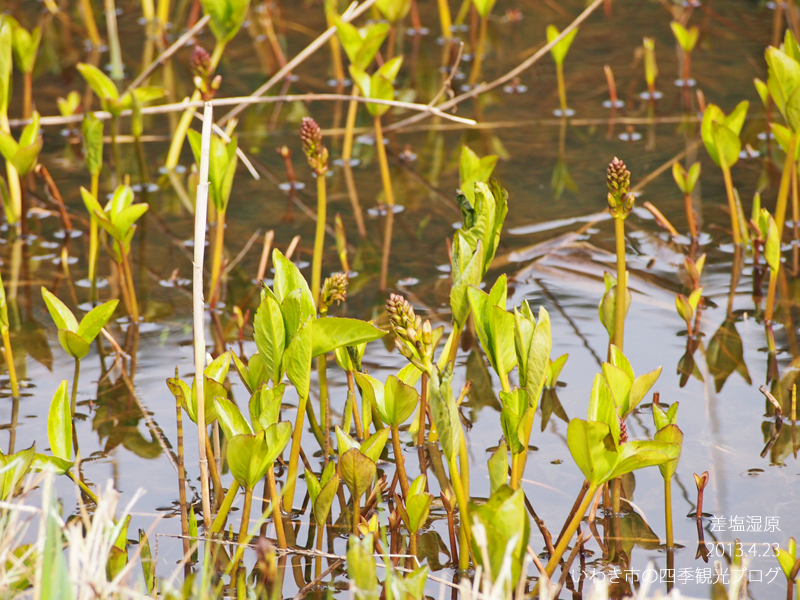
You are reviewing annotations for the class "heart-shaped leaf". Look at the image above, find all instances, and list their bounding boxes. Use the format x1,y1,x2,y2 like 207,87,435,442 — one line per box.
547,24,578,66
214,395,252,439
338,447,376,500
57,330,90,360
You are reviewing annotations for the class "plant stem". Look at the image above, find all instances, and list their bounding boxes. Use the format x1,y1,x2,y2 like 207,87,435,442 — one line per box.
120,244,139,322
721,165,741,246
66,469,99,504
141,0,155,21
347,370,364,438
556,62,568,113
613,216,627,351
238,486,253,558
417,374,428,446
311,172,327,304
664,477,674,548
2,328,19,398
468,17,487,86
89,174,100,302
268,466,287,549
284,394,307,512
353,492,360,535
79,0,103,47
111,115,121,183
209,481,240,535
766,137,797,320
685,192,698,239
374,115,395,291
165,42,226,170
446,451,472,558
315,520,324,579
342,86,359,163
543,483,598,578
176,386,190,557
391,424,410,496
71,358,80,416
209,210,226,304
22,73,32,120
437,0,452,39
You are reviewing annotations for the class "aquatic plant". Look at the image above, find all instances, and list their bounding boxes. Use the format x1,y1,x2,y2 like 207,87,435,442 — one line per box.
606,157,633,351
652,401,683,548
300,117,329,304
547,24,578,116
672,161,701,239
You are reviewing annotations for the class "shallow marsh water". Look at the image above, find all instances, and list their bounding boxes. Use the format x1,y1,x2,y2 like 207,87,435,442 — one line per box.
2,0,800,598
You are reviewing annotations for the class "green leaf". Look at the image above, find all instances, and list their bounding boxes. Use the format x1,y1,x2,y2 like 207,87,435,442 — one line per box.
776,542,796,578
139,529,156,594
215,396,253,439
547,24,578,66
450,237,484,328
47,381,71,461
77,300,118,343
272,249,316,321
254,294,285,384
18,111,40,149
513,308,534,388
654,423,683,481
335,19,390,71
765,214,781,272
385,375,418,425
469,485,530,588
76,63,119,103
227,423,291,489
58,329,91,360
587,374,619,444
405,490,432,533
710,121,741,170
499,389,528,454
487,304,517,379
312,474,340,527
525,306,551,410
80,186,104,225
335,425,361,456
377,0,412,23
606,439,680,481
672,162,687,193
566,418,616,486
0,130,17,163
249,383,284,431
201,0,251,43
82,113,104,176
629,367,662,415
311,317,386,358
347,535,379,600
283,317,312,399
670,22,698,53
361,428,389,462
338,447,376,500
487,440,508,493
472,0,498,18
0,444,35,501
428,368,462,462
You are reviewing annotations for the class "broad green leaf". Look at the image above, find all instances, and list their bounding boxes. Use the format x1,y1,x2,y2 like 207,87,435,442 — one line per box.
77,300,118,343
0,444,36,500
513,307,534,387
10,136,41,177
428,368,462,462
18,111,40,149
347,535,379,600
283,317,312,399
499,389,528,454
487,304,517,378
609,345,634,380
0,131,17,162
487,440,508,493
670,22,698,53
139,529,156,594
254,294,285,384
606,439,680,481
405,491,432,533
765,214,781,272
775,542,796,578
249,383,284,431
47,381,71,461
711,121,741,169
335,425,361,455
384,375,418,425
602,363,632,414
76,63,119,103
377,0,412,24
214,395,252,439
566,418,616,486
272,249,316,320
629,367,662,415
311,317,386,357
58,330,90,359
338,447,376,500
546,24,578,66
472,0,498,18
654,423,682,481
525,306,551,410
469,485,530,587
587,373,619,445
200,0,251,43
450,237,483,327
204,351,231,383
228,423,291,489
360,427,389,462
312,474,339,527
460,146,498,205
335,18,389,71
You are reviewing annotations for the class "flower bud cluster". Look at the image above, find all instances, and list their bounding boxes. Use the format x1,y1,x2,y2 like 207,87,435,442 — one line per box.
386,294,434,373
320,273,348,315
607,157,634,218
190,46,221,101
300,117,329,175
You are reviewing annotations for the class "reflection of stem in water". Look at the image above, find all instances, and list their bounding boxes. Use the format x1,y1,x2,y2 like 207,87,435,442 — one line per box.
375,115,395,291
468,17,487,86
437,0,452,40
556,62,568,113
